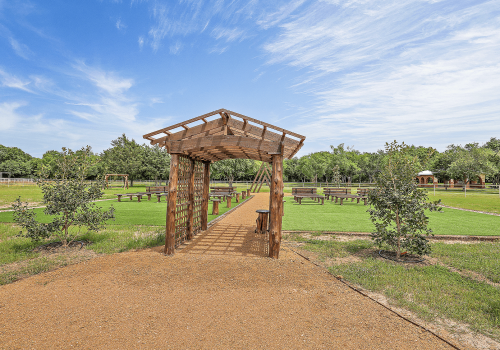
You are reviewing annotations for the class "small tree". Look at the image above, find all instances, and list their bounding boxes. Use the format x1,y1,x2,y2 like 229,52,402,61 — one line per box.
368,141,441,259
13,146,115,247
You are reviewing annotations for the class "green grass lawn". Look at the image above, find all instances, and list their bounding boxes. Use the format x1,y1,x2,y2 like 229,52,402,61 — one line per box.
282,197,500,236
0,196,245,225
285,234,500,341
426,190,500,214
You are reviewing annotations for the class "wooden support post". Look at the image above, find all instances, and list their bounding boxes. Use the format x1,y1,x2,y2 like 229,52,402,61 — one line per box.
165,154,179,255
241,191,246,200
227,196,232,208
249,162,264,192
201,161,210,230
187,158,195,240
212,199,220,215
269,154,283,259
236,193,240,203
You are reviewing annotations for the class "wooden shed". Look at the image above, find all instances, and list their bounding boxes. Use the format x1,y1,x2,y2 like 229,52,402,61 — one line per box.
143,109,305,258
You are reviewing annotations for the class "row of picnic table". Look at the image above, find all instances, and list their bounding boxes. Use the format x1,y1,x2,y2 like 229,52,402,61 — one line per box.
114,186,250,209
292,187,371,205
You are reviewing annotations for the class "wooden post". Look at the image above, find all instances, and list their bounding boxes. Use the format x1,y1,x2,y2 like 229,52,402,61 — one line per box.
165,154,179,255
201,161,210,230
212,200,220,215
227,196,232,208
241,191,246,200
269,154,283,259
187,158,195,240
236,193,240,203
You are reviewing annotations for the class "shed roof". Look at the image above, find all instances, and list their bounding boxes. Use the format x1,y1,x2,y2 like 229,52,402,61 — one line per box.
143,109,306,163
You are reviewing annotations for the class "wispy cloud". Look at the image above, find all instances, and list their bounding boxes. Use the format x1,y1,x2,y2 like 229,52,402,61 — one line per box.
74,62,133,95
116,18,126,30
0,69,33,92
169,41,182,54
138,36,144,49
0,101,25,131
262,0,500,150
211,27,245,42
9,37,32,59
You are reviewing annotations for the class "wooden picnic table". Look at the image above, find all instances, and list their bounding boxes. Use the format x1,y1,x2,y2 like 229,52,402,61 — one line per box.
332,193,368,205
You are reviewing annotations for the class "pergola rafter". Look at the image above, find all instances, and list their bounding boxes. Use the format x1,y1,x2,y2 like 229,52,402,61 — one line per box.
143,108,305,259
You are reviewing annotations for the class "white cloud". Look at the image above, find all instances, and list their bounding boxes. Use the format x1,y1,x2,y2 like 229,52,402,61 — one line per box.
211,27,245,42
262,0,500,151
169,41,182,54
138,36,144,49
116,18,126,30
0,101,25,131
0,69,33,92
9,37,32,59
74,62,133,95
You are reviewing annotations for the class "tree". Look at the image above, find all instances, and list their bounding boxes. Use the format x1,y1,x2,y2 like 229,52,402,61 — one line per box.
210,159,257,185
483,137,500,184
368,141,441,259
101,134,142,186
297,153,328,183
138,144,171,184
447,144,497,196
329,144,360,184
12,146,115,247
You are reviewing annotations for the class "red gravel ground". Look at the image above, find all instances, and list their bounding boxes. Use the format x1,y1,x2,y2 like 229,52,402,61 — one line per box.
0,193,464,349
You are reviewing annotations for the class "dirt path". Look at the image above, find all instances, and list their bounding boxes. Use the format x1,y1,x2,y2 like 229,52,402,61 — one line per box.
0,193,463,349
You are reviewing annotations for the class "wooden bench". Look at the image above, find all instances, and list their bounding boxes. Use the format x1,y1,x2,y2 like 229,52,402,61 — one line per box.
356,188,370,196
115,193,143,202
291,188,325,205
146,186,169,193
155,193,168,202
322,188,348,200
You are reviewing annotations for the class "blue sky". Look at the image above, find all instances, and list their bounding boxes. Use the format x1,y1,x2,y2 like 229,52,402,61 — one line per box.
1,0,499,158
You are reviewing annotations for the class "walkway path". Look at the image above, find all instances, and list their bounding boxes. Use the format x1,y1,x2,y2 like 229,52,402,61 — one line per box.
0,193,463,349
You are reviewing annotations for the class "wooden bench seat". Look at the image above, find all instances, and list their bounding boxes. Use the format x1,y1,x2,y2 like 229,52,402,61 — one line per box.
115,193,143,202
332,193,368,205
146,186,168,193
291,188,325,205
322,188,348,200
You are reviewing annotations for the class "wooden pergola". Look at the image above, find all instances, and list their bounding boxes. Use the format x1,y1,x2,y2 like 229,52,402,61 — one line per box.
143,108,305,258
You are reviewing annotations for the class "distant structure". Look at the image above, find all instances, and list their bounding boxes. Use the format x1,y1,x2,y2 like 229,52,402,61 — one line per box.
416,170,437,187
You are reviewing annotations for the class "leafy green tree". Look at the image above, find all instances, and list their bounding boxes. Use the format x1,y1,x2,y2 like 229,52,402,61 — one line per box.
447,144,497,196
283,158,300,182
483,137,500,184
297,153,328,183
368,141,441,259
102,134,142,186
13,146,115,247
0,145,35,177
138,144,171,183
329,144,360,184
210,159,257,185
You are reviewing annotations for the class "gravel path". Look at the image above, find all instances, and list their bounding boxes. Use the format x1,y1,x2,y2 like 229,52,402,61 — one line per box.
0,193,463,349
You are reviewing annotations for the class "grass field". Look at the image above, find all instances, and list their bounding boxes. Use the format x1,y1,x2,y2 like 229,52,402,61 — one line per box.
282,197,500,236
285,233,500,341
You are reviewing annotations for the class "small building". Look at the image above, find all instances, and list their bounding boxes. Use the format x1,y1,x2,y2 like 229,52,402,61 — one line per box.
416,170,437,187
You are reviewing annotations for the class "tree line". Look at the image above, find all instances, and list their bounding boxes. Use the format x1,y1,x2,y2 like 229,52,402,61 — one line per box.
1,136,499,185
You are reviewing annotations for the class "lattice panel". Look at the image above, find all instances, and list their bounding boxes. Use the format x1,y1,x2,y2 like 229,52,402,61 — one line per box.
193,160,205,233
175,155,190,245
174,156,205,246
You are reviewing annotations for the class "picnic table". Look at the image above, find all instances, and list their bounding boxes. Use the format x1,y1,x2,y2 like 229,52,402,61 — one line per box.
291,188,325,205
323,188,348,200
115,191,168,202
